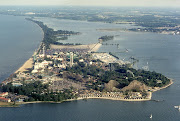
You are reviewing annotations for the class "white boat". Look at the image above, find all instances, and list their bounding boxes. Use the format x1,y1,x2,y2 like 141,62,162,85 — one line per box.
174,105,180,111
150,114,152,119
174,106,179,108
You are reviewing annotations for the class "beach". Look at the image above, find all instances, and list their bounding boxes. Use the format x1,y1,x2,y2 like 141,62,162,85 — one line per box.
15,58,34,73
14,42,102,74
50,42,102,52
15,92,152,106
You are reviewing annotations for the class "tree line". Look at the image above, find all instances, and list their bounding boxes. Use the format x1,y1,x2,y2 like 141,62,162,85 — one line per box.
0,81,75,102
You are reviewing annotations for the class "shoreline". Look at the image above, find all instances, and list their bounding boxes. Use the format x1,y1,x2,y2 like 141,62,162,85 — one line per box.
0,17,174,106
14,42,102,74
15,94,152,106
16,79,174,105
14,18,45,74
151,79,173,92
50,42,102,52
15,58,34,73
14,43,43,74
1,80,173,107
14,18,102,74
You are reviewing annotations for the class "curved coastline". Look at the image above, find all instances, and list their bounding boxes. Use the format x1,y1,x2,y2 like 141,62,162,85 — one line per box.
14,17,102,74
17,79,173,105
7,79,172,107
17,80,173,105
1,17,174,107
151,79,173,92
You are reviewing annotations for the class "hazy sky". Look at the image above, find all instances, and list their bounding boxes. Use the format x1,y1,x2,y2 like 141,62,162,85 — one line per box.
0,0,180,7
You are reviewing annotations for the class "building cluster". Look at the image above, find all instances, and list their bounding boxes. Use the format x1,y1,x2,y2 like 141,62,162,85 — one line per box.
1,45,133,103
132,26,180,35
79,90,124,99
78,90,147,100
92,53,128,65
124,92,144,99
0,92,29,103
0,92,11,102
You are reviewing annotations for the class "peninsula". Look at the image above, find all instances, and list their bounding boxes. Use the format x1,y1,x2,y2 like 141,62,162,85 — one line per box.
0,19,173,107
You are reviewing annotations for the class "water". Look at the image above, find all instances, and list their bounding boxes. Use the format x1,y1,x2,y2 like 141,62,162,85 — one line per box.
1,100,180,121
35,17,141,44
0,14,43,81
0,16,180,121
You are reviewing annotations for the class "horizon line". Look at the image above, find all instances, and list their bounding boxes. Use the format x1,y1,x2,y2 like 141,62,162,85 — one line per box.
0,5,179,8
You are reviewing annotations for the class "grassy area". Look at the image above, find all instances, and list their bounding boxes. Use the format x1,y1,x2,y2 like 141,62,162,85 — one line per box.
0,102,19,107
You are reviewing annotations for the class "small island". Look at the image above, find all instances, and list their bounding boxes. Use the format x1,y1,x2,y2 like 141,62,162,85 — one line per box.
98,35,114,42
0,19,173,107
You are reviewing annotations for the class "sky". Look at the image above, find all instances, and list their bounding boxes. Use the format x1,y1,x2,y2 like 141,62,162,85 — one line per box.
0,0,180,7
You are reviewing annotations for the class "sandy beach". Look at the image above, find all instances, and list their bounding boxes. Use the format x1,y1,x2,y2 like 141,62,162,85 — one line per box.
89,43,102,52
76,92,152,102
77,96,151,102
50,42,102,52
14,42,102,74
15,58,34,73
15,94,152,106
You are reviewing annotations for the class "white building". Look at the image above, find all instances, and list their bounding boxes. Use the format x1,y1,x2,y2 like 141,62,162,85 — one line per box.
32,60,53,73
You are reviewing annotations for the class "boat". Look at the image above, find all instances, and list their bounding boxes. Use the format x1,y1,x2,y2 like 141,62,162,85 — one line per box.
174,106,179,108
174,105,180,111
125,48,128,52
117,44,120,49
150,114,152,119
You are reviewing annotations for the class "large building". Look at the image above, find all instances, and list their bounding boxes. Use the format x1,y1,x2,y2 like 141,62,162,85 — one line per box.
0,97,11,102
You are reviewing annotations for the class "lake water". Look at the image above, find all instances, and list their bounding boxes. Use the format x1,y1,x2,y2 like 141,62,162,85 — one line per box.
0,15,180,121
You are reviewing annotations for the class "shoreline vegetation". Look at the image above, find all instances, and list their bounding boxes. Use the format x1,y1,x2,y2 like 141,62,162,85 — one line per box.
25,18,81,49
0,18,174,107
4,79,173,107
1,7,180,36
97,28,180,35
151,79,173,92
13,79,173,107
98,35,114,42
